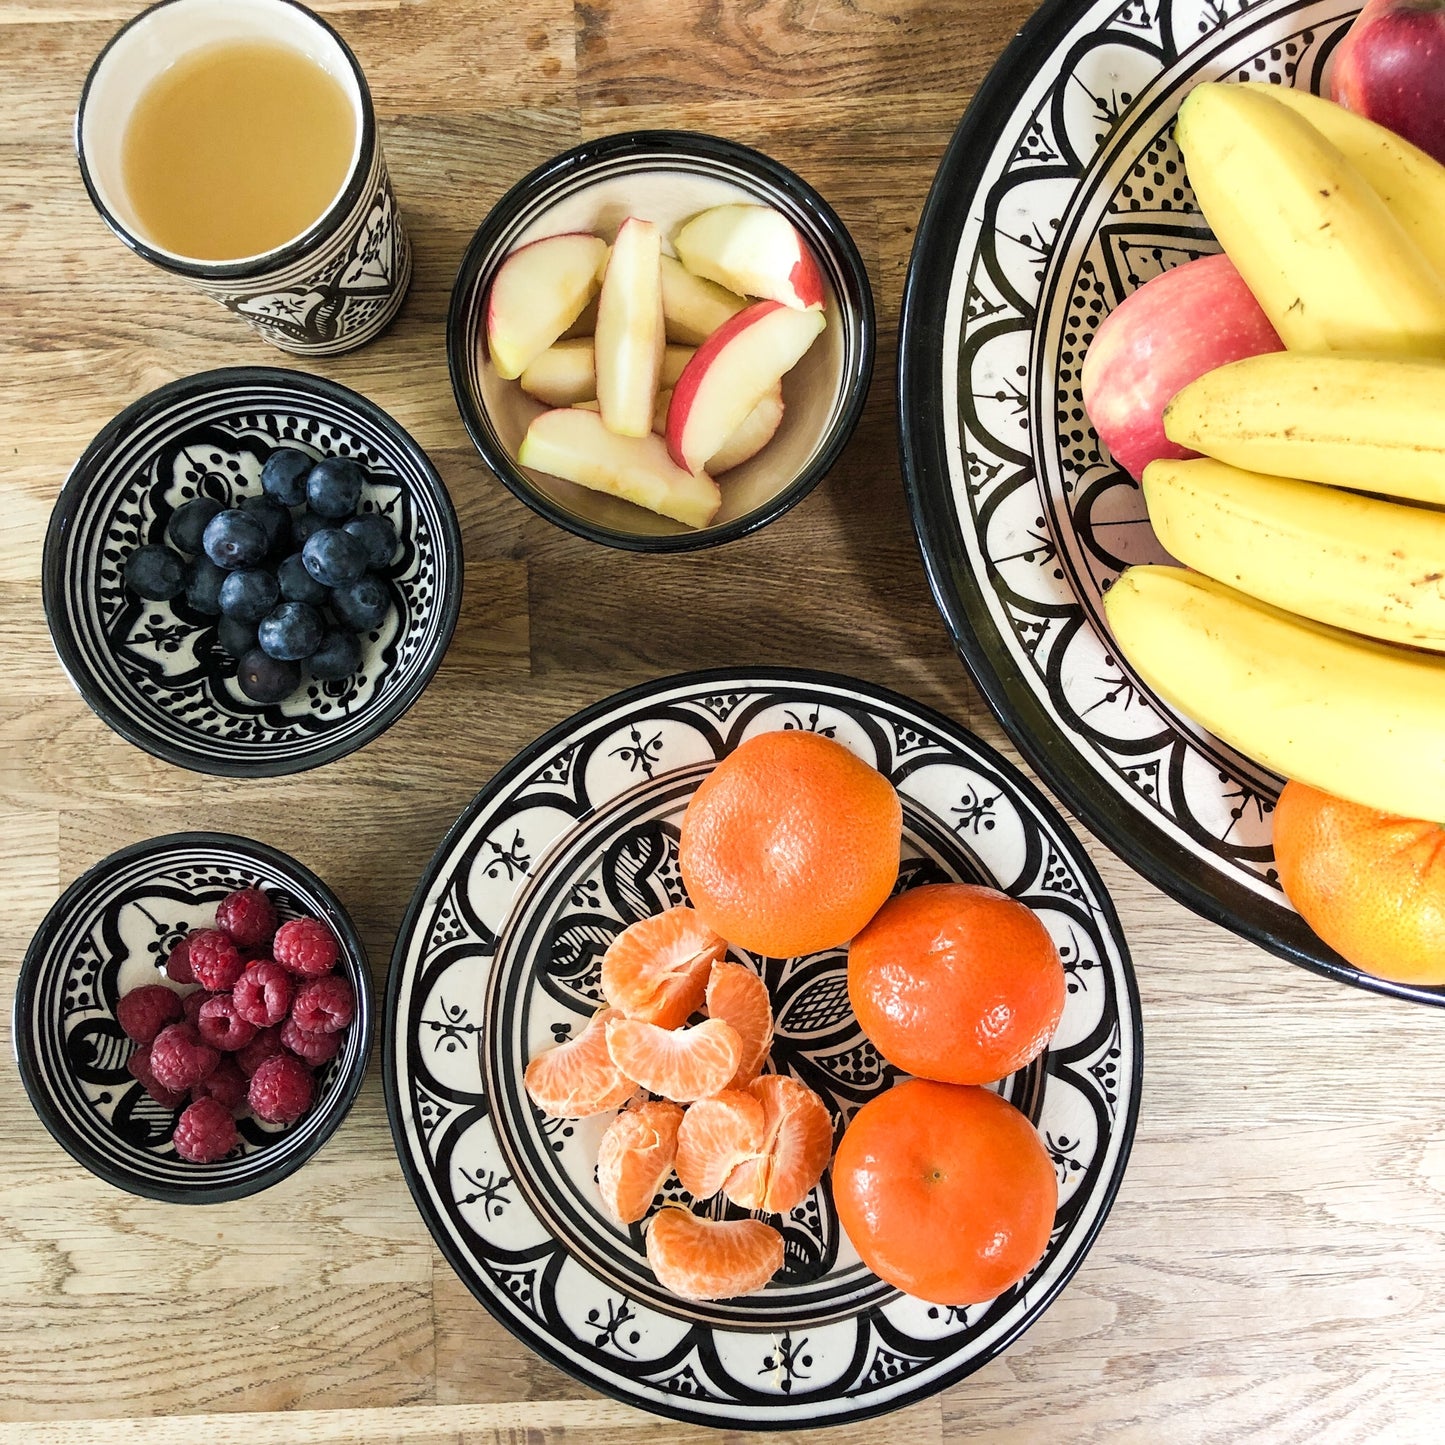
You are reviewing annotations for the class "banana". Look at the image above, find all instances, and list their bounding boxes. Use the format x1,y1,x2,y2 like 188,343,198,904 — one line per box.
1163,351,1445,505
1173,83,1445,355
1102,565,1445,821
1260,86,1445,285
1141,456,1445,650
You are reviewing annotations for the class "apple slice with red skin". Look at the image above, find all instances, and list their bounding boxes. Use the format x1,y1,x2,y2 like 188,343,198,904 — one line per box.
595,218,666,438
1333,0,1445,167
660,254,747,345
666,300,825,474
486,233,609,380
708,385,784,473
1080,252,1282,481
674,205,825,312
518,407,721,528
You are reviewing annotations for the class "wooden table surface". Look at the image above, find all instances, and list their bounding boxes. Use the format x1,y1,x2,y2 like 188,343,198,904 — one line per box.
4,0,1444,1440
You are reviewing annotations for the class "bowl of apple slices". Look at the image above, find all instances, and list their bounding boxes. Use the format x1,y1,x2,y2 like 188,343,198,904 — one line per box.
447,131,874,550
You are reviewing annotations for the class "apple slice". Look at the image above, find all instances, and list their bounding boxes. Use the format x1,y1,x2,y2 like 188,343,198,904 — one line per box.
660,254,747,345
486,232,609,380
661,344,695,388
666,301,824,473
518,407,721,528
595,218,665,438
673,205,825,312
560,295,599,341
709,384,784,473
519,338,597,405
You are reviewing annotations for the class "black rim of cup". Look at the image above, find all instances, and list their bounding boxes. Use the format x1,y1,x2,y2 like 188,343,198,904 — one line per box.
447,129,877,553
13,831,374,1204
74,0,377,281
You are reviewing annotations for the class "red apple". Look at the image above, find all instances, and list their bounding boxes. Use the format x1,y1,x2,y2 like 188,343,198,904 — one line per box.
673,205,825,312
1332,0,1445,166
1080,253,1283,481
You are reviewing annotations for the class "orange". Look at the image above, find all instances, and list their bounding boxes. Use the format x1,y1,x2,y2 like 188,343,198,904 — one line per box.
604,1016,743,1103
675,1089,766,1198
723,1073,833,1215
1273,780,1445,986
523,1007,636,1118
679,730,902,957
704,959,773,1088
595,1100,683,1225
645,1206,784,1301
600,907,725,1029
833,1079,1057,1306
848,883,1065,1086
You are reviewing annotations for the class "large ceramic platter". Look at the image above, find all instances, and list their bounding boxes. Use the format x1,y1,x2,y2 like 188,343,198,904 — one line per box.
898,0,1441,1005
384,669,1140,1427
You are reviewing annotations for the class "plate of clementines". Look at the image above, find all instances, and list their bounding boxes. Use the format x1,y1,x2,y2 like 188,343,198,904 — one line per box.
382,668,1141,1427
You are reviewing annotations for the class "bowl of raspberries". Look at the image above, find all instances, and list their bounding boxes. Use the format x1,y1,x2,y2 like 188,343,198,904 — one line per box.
14,831,373,1202
41,366,462,777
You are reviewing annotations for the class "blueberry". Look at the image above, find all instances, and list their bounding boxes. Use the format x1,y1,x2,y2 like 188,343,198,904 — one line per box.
165,497,222,555
343,512,398,569
219,567,281,624
277,551,329,606
306,456,366,519
123,544,186,600
292,510,330,548
257,602,324,661
329,574,391,632
202,508,268,570
242,494,292,558
217,615,258,658
302,527,367,587
261,447,313,507
309,627,363,681
236,648,300,704
184,556,227,615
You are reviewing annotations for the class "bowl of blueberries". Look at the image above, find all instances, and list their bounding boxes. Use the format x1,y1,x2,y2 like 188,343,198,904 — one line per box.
42,367,463,776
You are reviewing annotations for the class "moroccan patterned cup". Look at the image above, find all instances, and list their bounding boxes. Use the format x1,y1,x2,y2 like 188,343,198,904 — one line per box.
76,0,411,355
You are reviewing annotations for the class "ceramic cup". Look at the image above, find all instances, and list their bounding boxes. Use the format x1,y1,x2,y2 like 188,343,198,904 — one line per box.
76,0,411,355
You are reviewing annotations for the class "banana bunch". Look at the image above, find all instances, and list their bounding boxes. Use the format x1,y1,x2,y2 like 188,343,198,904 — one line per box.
1103,85,1445,819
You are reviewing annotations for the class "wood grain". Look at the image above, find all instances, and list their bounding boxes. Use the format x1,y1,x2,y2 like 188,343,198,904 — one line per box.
3,0,1445,1439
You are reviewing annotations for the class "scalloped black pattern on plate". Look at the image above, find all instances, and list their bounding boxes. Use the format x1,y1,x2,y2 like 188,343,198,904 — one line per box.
898,1,1444,1005
43,368,461,776
14,833,373,1203
384,669,1141,1427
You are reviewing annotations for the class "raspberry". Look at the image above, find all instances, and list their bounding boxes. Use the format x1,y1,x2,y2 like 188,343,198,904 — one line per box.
190,1056,248,1113
126,1044,188,1109
164,930,203,985
248,1052,315,1124
281,1017,341,1066
116,984,183,1044
173,1097,238,1163
149,1022,219,1092
196,994,257,1052
237,1026,285,1078
187,929,245,991
291,974,354,1035
182,989,211,1028
272,917,339,977
215,887,278,949
232,960,293,1027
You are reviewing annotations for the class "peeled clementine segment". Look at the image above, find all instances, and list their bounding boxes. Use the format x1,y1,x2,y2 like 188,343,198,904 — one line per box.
605,1016,743,1103
645,1206,784,1300
523,1008,636,1118
723,1073,833,1215
600,906,726,1029
704,958,773,1089
596,1099,684,1225
675,1089,766,1198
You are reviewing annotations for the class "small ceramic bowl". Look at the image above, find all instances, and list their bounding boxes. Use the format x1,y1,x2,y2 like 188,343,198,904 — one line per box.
447,130,875,551
14,832,373,1204
43,367,462,776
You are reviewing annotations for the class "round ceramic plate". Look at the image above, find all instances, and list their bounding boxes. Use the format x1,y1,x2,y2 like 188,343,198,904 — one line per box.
384,669,1140,1427
897,0,1441,1005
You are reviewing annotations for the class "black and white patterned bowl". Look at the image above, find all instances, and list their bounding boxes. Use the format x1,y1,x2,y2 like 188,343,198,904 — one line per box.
42,367,462,776
13,832,374,1204
384,668,1141,1427
447,131,875,552
896,0,1444,1005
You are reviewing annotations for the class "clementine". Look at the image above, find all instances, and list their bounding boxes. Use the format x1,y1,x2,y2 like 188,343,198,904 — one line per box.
645,1207,784,1301
522,1007,636,1118
595,1100,683,1225
1273,780,1445,986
